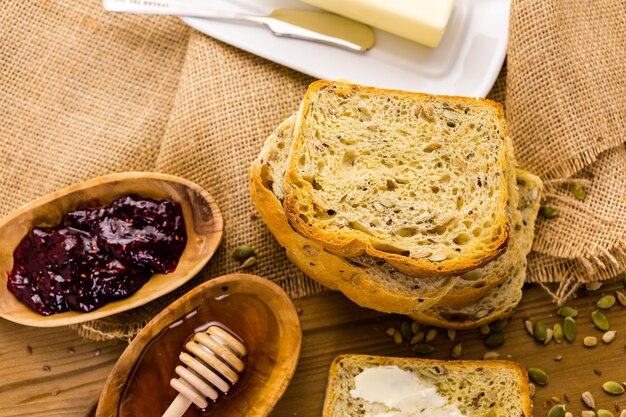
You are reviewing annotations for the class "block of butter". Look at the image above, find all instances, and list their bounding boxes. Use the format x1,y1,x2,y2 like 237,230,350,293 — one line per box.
299,0,455,48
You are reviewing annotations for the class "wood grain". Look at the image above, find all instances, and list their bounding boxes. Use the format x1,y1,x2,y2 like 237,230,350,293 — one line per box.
1,280,625,416
0,172,223,327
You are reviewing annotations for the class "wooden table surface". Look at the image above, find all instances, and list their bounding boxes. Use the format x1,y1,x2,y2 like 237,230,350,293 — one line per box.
1,279,625,417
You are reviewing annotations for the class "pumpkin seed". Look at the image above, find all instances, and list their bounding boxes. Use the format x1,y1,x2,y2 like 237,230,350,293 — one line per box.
553,323,564,343
490,319,508,332
602,330,616,344
603,381,625,395
584,336,598,347
534,321,547,342
591,310,610,331
411,322,420,334
412,343,434,355
450,343,462,359
547,404,566,417
597,295,616,310
485,332,505,348
528,382,536,398
480,325,491,335
525,319,534,336
425,328,438,342
564,413,572,417
400,321,413,340
240,256,256,268
616,291,626,307
582,391,596,409
540,206,559,218
571,183,587,200
393,331,403,344
557,306,578,318
410,331,425,344
447,329,456,342
232,244,255,261
483,351,500,360
544,328,554,345
581,411,597,417
528,367,549,386
597,410,615,417
564,317,577,342
385,327,396,337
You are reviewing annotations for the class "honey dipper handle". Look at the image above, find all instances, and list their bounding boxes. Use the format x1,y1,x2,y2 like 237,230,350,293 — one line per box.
162,393,193,417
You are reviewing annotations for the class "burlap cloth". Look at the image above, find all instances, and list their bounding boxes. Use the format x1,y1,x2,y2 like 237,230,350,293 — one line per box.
0,0,624,340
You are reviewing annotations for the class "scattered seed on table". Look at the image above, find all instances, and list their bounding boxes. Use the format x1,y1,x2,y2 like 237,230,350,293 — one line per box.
602,331,616,344
554,355,563,362
296,308,303,315
597,409,614,417
447,329,456,342
42,365,51,372
94,349,101,357
525,319,534,336
563,393,570,403
25,345,32,355
545,328,554,345
411,331,425,345
564,413,572,417
393,331,403,345
591,310,610,331
232,244,255,261
621,410,626,417
584,336,598,347
483,351,500,360
603,381,625,395
581,411,596,417
582,391,596,409
547,404,566,417
553,323,564,344
564,317,577,341
594,368,603,376
241,256,257,269
412,343,434,355
425,328,437,343
400,321,413,340
597,295,616,310
450,343,462,359
616,291,626,307
485,332,505,348
479,325,491,336
557,306,578,318
528,383,536,398
67,347,75,355
528,368,549,386
587,281,603,292
534,321,547,342
490,319,508,332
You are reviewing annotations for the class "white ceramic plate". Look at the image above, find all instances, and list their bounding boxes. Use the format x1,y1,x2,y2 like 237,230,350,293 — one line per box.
182,0,509,97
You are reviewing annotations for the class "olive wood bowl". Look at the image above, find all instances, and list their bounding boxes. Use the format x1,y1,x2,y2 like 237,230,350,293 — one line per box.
0,172,223,327
96,274,302,417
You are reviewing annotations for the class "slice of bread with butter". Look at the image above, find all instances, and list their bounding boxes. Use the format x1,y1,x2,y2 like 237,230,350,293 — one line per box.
323,355,532,417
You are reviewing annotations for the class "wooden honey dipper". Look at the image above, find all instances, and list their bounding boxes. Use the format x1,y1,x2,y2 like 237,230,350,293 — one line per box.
162,325,247,417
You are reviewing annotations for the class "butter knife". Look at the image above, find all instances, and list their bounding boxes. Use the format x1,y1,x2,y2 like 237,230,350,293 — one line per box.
102,0,375,52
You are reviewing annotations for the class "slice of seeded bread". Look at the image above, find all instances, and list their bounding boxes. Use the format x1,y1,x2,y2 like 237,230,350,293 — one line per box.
409,170,543,329
323,355,532,417
283,80,510,278
436,141,522,308
251,116,459,314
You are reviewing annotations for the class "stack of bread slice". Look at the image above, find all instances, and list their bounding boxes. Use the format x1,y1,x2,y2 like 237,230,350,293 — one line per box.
250,81,542,329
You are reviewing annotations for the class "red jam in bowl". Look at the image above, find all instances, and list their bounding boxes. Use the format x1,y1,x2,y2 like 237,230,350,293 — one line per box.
7,195,187,315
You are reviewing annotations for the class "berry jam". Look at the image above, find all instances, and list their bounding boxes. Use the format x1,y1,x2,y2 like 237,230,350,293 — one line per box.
7,195,187,315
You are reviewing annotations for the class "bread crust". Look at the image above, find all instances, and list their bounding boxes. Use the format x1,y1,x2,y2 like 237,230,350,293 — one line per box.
284,80,510,278
323,354,533,417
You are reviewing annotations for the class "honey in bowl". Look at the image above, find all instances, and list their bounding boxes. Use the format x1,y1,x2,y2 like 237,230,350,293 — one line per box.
119,285,283,416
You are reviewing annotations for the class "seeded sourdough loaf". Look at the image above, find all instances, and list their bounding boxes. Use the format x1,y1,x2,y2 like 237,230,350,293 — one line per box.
323,355,532,417
409,170,543,329
251,116,459,314
251,115,541,315
283,80,510,278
